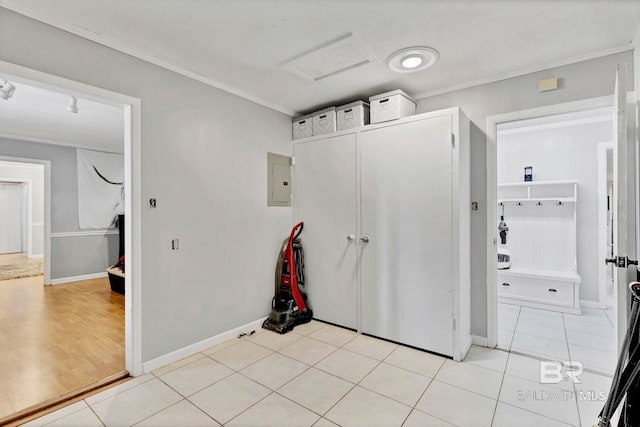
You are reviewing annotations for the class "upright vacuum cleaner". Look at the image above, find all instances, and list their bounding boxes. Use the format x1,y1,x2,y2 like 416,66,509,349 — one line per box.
262,222,312,334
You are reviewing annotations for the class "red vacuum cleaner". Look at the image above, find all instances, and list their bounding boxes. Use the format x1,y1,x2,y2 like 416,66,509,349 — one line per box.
262,222,312,334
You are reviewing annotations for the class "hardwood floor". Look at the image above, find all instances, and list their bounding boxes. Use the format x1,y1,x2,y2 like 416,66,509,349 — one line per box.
0,275,125,420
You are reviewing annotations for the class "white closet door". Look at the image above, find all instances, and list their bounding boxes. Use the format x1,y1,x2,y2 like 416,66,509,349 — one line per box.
0,183,23,254
360,115,454,355
293,134,358,329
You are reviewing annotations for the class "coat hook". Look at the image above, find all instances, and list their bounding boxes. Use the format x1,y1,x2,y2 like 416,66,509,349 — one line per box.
557,201,564,206
516,202,522,207
536,201,543,206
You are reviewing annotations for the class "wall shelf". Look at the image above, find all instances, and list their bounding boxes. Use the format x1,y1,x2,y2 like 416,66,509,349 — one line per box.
498,197,576,204
497,179,581,314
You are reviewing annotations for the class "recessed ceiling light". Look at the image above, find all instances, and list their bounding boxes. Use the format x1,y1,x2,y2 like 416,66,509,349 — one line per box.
401,55,423,69
387,47,439,73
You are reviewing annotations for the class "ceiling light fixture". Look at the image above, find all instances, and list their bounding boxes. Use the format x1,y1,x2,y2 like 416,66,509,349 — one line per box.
0,80,16,100
67,96,78,113
386,47,439,73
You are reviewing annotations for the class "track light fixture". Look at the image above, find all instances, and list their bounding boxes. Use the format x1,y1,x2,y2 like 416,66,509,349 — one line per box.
0,80,16,100
67,96,78,113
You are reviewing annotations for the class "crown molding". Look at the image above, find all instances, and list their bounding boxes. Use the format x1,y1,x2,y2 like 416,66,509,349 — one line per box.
413,44,634,101
0,2,298,117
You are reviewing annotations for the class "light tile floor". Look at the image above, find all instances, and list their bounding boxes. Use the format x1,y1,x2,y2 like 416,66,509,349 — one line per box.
23,321,614,427
497,303,618,376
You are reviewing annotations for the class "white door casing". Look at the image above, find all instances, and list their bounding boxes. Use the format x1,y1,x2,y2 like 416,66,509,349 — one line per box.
485,95,615,348
0,59,143,376
597,142,615,310
610,64,634,351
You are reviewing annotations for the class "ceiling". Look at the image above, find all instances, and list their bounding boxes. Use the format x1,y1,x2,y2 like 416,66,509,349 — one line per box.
0,81,124,152
1,1,640,119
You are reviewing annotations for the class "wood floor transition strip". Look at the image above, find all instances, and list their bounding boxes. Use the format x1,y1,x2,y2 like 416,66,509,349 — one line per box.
1,371,129,427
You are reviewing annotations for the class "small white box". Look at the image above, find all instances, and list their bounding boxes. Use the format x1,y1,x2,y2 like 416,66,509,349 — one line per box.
336,101,370,131
292,114,313,140
312,107,336,136
369,89,416,124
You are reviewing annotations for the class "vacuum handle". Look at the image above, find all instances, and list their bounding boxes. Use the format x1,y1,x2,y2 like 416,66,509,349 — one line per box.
291,222,304,241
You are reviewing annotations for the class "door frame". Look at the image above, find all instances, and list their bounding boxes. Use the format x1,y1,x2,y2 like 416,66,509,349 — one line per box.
0,165,48,280
486,95,614,348
0,179,28,255
597,141,615,310
0,174,38,259
0,60,143,376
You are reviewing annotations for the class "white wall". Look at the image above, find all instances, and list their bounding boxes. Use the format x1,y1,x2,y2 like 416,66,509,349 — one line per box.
0,137,120,279
416,50,635,337
0,160,44,256
497,115,613,303
0,8,293,362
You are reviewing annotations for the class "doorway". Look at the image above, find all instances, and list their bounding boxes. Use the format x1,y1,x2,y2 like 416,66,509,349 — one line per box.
486,97,625,377
0,182,24,254
0,61,142,421
0,161,45,281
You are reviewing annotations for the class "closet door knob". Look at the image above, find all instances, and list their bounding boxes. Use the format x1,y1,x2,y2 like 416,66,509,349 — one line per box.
360,235,370,243
346,234,356,242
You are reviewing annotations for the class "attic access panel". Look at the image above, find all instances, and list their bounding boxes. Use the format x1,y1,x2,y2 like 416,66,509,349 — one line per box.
280,33,379,82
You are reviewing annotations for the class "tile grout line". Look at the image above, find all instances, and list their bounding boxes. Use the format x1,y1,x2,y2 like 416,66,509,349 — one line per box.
508,305,521,351
489,351,509,426
270,340,406,425
221,328,361,426
85,402,106,427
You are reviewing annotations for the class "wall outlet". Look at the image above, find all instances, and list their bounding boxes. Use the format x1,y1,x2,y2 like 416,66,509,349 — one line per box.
149,198,157,208
171,239,179,250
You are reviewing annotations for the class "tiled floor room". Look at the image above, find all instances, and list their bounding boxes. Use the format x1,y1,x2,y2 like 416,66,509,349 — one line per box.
497,303,617,376
23,320,613,427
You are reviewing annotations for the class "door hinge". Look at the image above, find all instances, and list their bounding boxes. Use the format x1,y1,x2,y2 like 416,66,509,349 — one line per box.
452,318,456,331
605,256,639,268
451,133,455,148
291,157,295,166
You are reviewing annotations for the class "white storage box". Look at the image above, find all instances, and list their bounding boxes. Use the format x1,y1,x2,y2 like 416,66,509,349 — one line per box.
312,107,337,136
292,114,314,140
369,89,416,124
336,101,370,131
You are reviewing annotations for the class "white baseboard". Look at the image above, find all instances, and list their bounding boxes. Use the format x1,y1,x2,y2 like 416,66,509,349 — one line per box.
28,254,44,259
471,335,488,347
142,317,267,374
580,299,607,310
50,271,108,285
